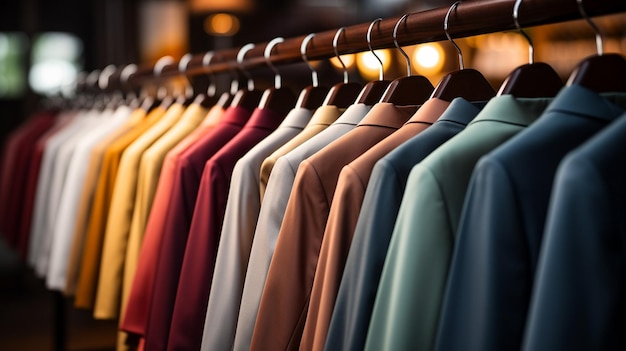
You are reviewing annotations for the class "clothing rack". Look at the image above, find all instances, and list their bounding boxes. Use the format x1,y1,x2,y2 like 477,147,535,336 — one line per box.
53,1,626,350
118,0,626,89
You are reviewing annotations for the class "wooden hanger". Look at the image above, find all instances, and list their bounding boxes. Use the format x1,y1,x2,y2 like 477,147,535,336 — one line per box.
430,2,495,102
257,37,297,116
381,14,434,105
229,43,264,110
295,33,330,110
322,27,363,108
497,0,563,97
566,0,626,93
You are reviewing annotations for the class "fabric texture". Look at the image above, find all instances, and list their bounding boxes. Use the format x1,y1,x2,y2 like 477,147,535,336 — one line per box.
233,104,367,351
64,105,166,296
45,105,134,291
366,95,552,351
251,103,410,351
93,103,207,319
522,112,626,351
300,100,446,351
164,106,288,351
74,103,184,310
17,113,75,261
200,108,313,351
120,105,248,341
436,86,626,351
325,98,485,351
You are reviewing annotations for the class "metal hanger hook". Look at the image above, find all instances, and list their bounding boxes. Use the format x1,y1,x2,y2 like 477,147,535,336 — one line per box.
237,43,255,91
265,37,284,89
178,53,194,98
513,0,534,64
153,56,175,99
333,27,349,84
301,33,319,87
576,0,603,55
98,64,116,90
202,51,218,97
393,14,412,77
367,18,384,81
120,64,137,86
154,56,175,77
444,1,464,70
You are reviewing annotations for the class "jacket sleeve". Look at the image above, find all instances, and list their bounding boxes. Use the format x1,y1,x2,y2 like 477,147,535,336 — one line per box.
523,155,625,351
436,157,531,351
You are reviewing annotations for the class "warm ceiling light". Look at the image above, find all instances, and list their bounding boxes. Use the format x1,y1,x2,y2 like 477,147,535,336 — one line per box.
204,13,240,36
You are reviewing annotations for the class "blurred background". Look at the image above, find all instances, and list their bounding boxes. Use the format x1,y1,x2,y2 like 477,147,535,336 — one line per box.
0,0,625,349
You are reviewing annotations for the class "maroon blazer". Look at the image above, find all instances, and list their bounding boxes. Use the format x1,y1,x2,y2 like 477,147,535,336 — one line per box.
0,111,57,248
163,106,287,351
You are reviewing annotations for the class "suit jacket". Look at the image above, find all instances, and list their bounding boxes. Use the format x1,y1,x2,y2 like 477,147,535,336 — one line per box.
110,104,224,351
0,111,56,247
259,105,343,199
326,97,484,351
233,104,367,351
37,108,119,280
94,103,207,319
523,112,626,351
27,110,96,271
164,106,288,351
301,99,449,351
18,114,75,262
29,109,104,279
73,103,183,310
200,108,313,351
46,105,134,292
367,95,552,351
120,106,250,341
251,102,410,351
436,85,626,351
63,105,166,296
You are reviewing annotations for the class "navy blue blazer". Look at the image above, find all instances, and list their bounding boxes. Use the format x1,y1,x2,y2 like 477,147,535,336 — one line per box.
436,85,626,351
523,112,626,351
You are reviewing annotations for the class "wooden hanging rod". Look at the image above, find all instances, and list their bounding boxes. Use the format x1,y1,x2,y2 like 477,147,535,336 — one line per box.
121,0,625,87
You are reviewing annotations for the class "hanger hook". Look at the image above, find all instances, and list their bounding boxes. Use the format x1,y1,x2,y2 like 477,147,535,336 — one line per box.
98,64,116,91
265,37,284,89
237,43,255,91
393,14,412,77
444,1,464,70
513,0,534,64
178,53,194,98
301,33,319,87
333,27,349,84
576,0,603,55
153,56,175,99
154,56,174,76
120,64,137,87
367,18,384,81
202,51,218,97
